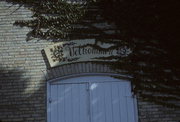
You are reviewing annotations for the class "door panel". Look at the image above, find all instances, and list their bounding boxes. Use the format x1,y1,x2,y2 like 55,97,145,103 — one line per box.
90,82,136,122
50,83,89,122
50,85,58,122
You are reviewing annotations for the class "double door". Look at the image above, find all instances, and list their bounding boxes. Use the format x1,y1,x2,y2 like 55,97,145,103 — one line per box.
48,78,137,122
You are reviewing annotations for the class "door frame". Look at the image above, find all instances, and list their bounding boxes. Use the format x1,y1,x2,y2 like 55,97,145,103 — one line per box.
47,73,138,122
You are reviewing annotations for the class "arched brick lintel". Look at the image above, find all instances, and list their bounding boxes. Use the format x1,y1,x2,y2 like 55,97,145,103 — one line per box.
45,62,130,81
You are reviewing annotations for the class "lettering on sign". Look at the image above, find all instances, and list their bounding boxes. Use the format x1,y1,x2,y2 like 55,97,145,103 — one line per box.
44,39,132,67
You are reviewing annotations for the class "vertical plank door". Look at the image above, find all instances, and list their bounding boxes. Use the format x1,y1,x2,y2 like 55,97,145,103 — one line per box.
49,83,90,122
90,82,136,122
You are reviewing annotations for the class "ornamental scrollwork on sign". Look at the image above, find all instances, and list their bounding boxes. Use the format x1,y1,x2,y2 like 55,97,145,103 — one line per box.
50,45,64,62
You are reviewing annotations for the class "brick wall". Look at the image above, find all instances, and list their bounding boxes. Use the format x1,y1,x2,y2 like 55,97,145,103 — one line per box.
0,1,51,121
0,1,179,122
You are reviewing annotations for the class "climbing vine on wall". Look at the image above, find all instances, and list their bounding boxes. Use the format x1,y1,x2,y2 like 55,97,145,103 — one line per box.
4,0,180,108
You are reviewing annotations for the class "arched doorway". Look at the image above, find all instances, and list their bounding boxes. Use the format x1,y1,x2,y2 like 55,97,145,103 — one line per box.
47,74,138,122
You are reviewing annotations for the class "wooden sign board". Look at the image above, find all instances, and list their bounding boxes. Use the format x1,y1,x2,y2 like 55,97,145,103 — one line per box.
44,39,132,67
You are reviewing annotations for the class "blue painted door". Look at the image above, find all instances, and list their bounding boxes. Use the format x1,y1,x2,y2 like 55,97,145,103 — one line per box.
48,80,137,122
49,83,90,122
90,82,136,122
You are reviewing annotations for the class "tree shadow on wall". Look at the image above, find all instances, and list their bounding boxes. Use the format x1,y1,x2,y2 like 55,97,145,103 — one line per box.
0,65,46,121
2,0,180,108
98,0,180,108
99,0,180,67
0,66,28,110
2,0,120,42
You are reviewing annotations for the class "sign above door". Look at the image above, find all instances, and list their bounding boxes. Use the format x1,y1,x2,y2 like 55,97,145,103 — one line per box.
44,39,132,67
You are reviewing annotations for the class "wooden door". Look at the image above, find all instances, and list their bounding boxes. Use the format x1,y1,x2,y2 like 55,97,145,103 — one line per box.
48,83,90,122
90,82,136,122
48,76,137,122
